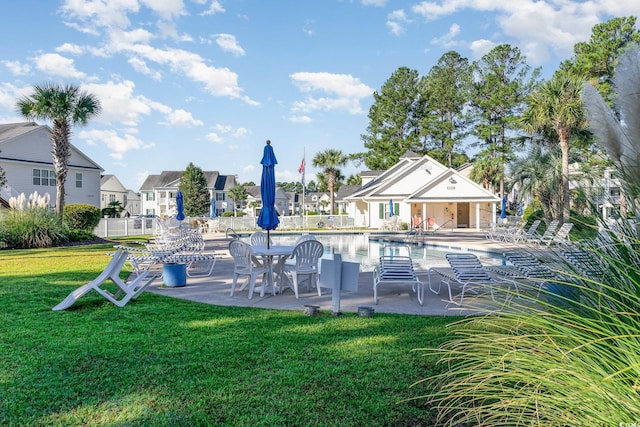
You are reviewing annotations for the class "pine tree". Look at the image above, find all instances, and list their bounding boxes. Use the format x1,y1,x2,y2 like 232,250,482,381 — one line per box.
180,163,210,217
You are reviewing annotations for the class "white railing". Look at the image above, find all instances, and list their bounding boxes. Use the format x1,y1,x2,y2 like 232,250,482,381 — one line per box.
93,215,358,238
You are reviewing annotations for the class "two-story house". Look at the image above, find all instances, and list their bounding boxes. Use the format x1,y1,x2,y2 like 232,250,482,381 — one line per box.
139,170,236,218
0,122,103,208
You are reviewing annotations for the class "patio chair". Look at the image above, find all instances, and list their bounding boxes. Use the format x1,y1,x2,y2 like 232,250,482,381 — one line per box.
373,245,424,305
250,231,273,247
52,248,156,310
283,239,324,298
429,253,511,306
228,240,270,299
295,234,317,244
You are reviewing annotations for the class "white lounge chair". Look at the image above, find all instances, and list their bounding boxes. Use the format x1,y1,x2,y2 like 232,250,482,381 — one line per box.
429,253,511,306
527,220,559,246
373,245,424,305
52,248,156,310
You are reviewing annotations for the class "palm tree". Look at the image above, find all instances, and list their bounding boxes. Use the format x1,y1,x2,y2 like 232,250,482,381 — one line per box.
510,144,564,221
227,184,247,217
16,83,101,216
312,149,349,215
521,72,587,221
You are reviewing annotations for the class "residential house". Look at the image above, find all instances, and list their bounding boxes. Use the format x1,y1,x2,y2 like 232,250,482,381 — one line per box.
139,170,236,217
243,185,290,216
303,192,330,214
346,151,501,230
100,174,128,213
0,122,103,208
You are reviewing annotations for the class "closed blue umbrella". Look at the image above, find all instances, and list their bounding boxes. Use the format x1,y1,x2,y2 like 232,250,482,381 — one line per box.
389,199,394,217
210,196,217,218
257,140,279,248
176,190,185,221
500,195,507,220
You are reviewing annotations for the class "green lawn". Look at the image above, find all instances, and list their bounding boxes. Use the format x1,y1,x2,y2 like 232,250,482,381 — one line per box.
0,242,457,426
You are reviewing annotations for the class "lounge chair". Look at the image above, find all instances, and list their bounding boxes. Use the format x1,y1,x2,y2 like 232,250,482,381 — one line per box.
429,253,511,306
373,245,424,305
497,251,558,296
52,248,156,310
545,222,573,246
526,220,559,246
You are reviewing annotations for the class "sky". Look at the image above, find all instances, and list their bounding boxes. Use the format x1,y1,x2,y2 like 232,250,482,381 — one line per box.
1,0,639,191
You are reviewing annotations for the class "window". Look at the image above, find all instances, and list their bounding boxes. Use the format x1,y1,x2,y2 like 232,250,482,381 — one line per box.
123,195,127,206
109,194,116,202
75,173,82,188
216,192,225,201
101,194,106,202
33,169,56,186
145,192,155,201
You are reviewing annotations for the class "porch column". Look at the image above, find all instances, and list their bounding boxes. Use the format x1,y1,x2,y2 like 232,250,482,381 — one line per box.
492,202,497,226
421,203,427,230
475,202,481,230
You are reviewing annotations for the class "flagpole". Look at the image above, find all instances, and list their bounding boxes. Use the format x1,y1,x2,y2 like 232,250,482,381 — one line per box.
302,148,306,230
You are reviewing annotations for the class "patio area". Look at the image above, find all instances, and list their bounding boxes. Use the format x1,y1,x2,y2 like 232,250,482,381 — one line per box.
144,230,522,316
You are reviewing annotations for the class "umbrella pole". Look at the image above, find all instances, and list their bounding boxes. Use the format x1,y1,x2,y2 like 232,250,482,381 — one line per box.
267,230,270,249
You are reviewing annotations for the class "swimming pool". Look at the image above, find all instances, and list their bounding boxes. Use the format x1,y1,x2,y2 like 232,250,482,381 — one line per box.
263,233,503,272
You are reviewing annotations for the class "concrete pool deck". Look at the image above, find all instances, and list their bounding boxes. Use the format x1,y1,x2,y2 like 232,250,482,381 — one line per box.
144,229,525,316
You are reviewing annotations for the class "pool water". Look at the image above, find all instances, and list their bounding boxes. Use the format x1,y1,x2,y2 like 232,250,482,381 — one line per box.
268,233,503,272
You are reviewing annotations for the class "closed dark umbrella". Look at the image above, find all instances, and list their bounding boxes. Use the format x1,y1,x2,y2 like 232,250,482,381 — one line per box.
257,140,279,248
500,195,507,220
176,190,185,221
389,199,394,217
210,197,217,218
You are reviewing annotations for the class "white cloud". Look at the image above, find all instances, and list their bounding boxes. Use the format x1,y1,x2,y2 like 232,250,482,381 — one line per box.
0,83,30,111
34,53,88,79
387,9,409,36
205,132,223,143
410,0,640,65
469,39,497,60
82,80,152,126
215,34,245,56
430,23,461,49
290,72,373,114
55,43,85,54
128,57,162,80
289,115,313,123
60,0,140,30
362,0,387,6
232,127,248,138
201,0,225,15
78,128,153,160
2,61,30,75
160,109,203,127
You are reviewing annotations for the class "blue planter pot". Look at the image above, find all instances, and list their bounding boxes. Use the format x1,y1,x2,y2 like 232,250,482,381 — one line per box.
163,263,187,287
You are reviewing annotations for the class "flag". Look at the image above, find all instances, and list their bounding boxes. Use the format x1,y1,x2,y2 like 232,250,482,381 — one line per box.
298,157,305,186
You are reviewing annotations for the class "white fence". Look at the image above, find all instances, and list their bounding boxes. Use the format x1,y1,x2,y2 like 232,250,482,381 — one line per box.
93,215,358,238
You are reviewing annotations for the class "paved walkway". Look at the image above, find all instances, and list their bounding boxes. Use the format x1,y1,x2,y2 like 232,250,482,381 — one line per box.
145,230,522,316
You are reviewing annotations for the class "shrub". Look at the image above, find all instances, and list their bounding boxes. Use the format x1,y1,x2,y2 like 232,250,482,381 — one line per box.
64,203,101,230
418,219,640,425
0,208,68,249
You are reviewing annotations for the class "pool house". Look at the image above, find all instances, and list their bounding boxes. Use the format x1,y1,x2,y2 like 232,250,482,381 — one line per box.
345,151,501,230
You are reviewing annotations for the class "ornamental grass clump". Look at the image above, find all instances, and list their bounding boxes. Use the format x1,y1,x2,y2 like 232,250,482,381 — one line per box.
416,220,640,426
0,191,67,249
